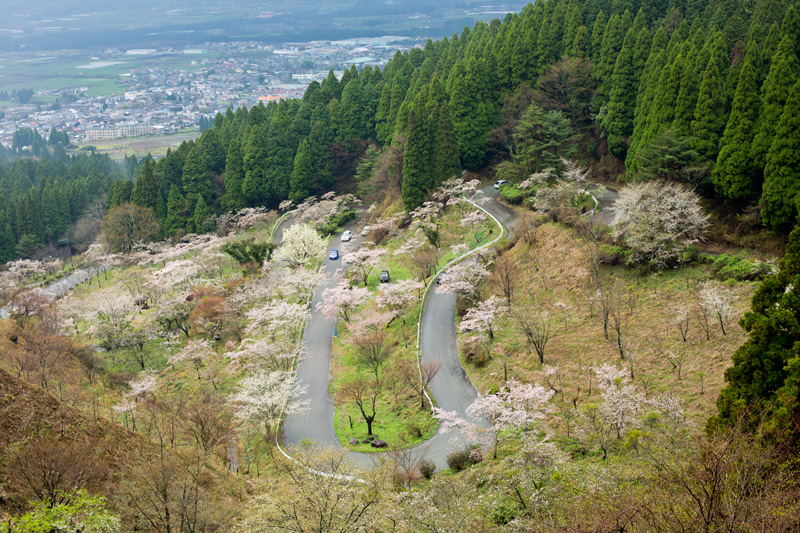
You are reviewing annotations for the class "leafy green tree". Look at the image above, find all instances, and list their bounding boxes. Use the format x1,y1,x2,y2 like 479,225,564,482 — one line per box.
289,139,314,202
712,55,761,202
198,128,226,175
634,128,707,187
222,140,245,212
6,489,121,533
515,104,575,176
761,81,800,230
132,158,158,212
714,222,800,434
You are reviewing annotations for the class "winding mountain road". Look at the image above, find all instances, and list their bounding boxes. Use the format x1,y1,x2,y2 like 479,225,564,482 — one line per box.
280,186,519,470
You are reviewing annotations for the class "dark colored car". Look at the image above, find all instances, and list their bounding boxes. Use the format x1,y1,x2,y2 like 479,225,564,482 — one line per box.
329,249,339,260
380,270,390,283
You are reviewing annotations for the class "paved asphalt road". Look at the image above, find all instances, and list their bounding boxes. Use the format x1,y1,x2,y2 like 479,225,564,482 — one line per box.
279,188,521,470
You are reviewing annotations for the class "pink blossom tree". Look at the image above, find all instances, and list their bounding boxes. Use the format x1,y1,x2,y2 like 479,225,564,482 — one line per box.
316,283,369,322
458,295,508,339
229,369,309,439
434,379,553,459
341,247,387,286
435,259,492,305
460,210,489,245
245,300,309,342
168,339,215,379
227,338,301,372
375,278,424,326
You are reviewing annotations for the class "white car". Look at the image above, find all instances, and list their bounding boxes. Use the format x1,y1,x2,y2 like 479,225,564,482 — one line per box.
361,226,370,237
341,230,352,242
494,179,508,189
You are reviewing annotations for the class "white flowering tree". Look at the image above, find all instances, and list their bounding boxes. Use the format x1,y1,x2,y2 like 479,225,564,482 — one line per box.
434,379,554,459
273,223,327,269
612,181,709,268
227,338,300,372
341,247,386,286
375,278,424,326
435,259,492,305
316,283,370,323
168,339,215,379
229,369,309,439
459,210,489,245
699,282,735,336
458,295,508,339
245,300,309,342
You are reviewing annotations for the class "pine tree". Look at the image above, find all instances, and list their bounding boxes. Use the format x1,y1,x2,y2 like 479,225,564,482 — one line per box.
433,103,461,187
289,139,314,202
603,27,637,157
191,196,211,234
590,11,607,63
182,144,212,208
132,158,158,212
712,56,761,202
692,56,727,162
752,36,799,173
673,44,701,136
223,140,245,212
402,106,433,210
449,62,489,170
242,126,268,207
164,185,188,235
761,81,800,230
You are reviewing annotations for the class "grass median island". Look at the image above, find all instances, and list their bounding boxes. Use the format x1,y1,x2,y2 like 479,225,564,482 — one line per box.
328,196,497,451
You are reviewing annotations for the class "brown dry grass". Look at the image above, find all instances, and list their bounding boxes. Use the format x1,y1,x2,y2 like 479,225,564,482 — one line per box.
465,222,759,432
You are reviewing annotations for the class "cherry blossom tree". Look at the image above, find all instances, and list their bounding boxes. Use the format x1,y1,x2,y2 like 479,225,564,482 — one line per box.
246,300,309,342
262,265,322,301
273,223,327,269
699,282,735,336
169,339,215,379
460,210,489,245
229,369,309,439
434,379,554,459
612,181,710,268
227,338,301,372
459,296,508,339
154,295,195,338
435,259,492,305
409,201,444,248
351,316,396,380
316,283,369,323
341,247,386,286
375,278,424,326
489,254,519,305
432,176,482,207
6,288,54,323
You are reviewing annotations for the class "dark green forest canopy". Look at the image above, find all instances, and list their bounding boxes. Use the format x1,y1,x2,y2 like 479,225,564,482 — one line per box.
4,0,800,261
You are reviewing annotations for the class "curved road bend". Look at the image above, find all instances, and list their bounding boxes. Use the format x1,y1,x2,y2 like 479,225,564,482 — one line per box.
281,189,518,470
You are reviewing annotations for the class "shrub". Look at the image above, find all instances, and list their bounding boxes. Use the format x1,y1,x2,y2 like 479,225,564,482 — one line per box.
711,253,772,281
317,209,356,236
446,446,481,471
500,185,526,205
492,501,520,525
418,459,436,479
599,244,630,265
461,336,490,367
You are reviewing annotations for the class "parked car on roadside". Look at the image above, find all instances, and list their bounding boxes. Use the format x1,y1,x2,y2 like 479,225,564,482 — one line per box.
380,270,390,283
361,226,370,237
341,230,352,242
494,179,508,189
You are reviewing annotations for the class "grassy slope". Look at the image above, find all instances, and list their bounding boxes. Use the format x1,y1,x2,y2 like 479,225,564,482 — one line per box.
460,215,759,434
